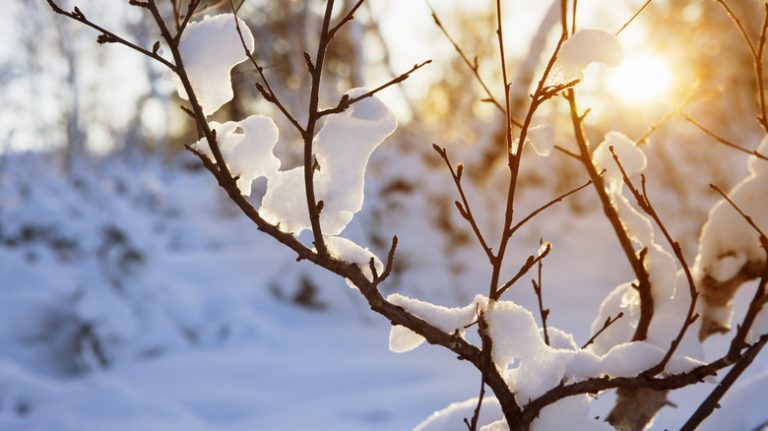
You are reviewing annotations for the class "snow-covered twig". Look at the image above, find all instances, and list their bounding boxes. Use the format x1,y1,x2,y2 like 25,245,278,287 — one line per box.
327,0,366,41
608,148,700,376
514,334,768,428
565,90,654,341
463,377,486,431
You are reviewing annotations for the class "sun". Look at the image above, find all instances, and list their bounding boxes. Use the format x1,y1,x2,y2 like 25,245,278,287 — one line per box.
605,54,673,104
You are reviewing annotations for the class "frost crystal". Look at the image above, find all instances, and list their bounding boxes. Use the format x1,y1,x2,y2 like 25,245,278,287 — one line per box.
178,14,254,116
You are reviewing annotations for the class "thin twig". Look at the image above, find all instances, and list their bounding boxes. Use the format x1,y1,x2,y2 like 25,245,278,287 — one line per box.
714,0,757,57
615,0,653,36
229,1,305,133
463,377,486,431
45,1,177,71
318,60,432,118
532,239,550,346
433,144,494,263
635,86,697,144
710,184,768,240
681,112,768,162
429,7,523,128
328,0,366,41
508,177,593,236
581,312,624,349
495,242,551,300
714,0,768,131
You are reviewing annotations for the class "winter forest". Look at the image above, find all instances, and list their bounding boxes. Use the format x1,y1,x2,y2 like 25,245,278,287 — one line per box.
1,0,768,429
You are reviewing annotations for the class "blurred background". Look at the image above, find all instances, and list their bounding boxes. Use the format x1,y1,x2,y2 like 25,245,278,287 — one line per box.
0,0,767,430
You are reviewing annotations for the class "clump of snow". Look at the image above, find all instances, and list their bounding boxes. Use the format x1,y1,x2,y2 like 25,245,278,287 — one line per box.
530,395,612,431
323,235,382,289
511,125,555,157
613,190,654,245
695,134,768,335
260,88,397,235
592,131,647,185
528,125,556,157
386,294,482,353
414,397,502,431
485,300,548,373
560,29,624,69
193,115,280,196
549,29,623,85
178,14,254,116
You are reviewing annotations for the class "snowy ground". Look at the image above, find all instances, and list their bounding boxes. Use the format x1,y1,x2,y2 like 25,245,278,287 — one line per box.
0,152,766,430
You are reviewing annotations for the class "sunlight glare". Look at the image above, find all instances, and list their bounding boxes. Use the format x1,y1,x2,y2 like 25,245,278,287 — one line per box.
606,54,673,104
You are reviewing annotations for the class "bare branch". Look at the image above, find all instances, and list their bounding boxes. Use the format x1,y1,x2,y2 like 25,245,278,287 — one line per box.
46,0,177,71
429,7,523,128
328,0,366,41
508,177,593,236
710,184,768,241
495,242,551,300
532,239,550,346
318,60,432,118
581,312,624,349
463,377,486,431
615,0,653,36
433,144,494,263
229,1,305,133
681,112,768,162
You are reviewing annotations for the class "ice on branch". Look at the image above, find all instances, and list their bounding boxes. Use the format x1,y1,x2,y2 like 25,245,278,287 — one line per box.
178,14,254,116
260,88,397,235
695,134,768,338
549,29,623,85
324,235,382,289
192,115,280,196
386,295,482,353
